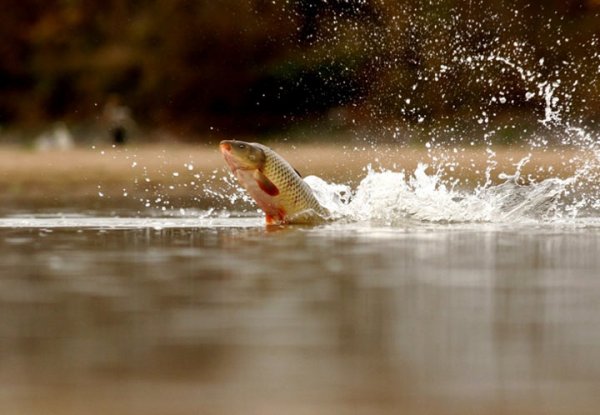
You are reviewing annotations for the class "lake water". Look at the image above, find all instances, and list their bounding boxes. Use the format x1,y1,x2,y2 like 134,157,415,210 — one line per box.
1,214,600,415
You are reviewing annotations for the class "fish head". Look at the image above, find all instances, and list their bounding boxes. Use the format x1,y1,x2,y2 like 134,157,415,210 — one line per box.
220,140,266,171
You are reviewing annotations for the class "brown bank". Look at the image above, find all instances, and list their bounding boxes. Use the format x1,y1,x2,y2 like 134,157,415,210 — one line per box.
0,143,584,211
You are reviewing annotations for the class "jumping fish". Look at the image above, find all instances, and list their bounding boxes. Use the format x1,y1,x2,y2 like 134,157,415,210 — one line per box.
220,140,329,224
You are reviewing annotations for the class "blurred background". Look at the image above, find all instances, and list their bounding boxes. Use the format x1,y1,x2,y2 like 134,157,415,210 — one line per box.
3,3,600,415
2,0,600,144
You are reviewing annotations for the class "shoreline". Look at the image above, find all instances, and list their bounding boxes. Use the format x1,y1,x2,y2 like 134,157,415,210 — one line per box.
0,144,587,208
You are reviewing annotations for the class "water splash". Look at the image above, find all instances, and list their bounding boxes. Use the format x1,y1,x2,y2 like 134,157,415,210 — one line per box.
87,3,600,226
305,158,584,225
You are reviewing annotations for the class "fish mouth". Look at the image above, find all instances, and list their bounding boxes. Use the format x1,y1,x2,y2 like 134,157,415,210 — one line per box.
219,140,232,154
220,140,247,173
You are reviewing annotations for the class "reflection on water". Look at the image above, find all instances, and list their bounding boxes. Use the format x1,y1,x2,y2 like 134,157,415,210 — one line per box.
1,220,600,414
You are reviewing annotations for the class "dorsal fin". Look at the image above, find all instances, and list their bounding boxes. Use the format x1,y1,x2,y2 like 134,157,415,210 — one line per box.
293,167,302,178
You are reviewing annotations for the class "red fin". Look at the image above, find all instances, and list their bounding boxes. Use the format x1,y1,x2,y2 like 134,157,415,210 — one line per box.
254,170,279,196
266,209,286,225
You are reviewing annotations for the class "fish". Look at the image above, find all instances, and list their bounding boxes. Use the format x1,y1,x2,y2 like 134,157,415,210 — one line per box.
220,140,329,224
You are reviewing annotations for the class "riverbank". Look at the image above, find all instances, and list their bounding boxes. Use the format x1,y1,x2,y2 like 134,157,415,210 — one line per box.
0,143,587,212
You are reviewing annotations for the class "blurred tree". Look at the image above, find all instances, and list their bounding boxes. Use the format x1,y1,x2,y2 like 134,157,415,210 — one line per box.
0,0,599,136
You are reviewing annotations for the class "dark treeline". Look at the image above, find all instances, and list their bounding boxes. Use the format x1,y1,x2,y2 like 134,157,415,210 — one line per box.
1,0,600,136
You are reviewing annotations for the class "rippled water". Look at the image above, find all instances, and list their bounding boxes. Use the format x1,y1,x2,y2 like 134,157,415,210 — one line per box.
1,213,600,415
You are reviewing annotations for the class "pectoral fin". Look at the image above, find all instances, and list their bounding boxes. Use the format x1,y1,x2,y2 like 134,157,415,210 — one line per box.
254,170,279,196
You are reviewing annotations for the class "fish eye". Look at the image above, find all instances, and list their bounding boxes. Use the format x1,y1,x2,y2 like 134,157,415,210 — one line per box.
238,144,246,149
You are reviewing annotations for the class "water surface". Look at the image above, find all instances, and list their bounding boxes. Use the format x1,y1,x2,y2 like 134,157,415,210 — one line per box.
1,215,600,414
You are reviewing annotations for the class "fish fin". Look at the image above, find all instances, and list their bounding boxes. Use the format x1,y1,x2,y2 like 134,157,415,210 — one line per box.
266,209,286,225
293,167,302,178
254,170,279,196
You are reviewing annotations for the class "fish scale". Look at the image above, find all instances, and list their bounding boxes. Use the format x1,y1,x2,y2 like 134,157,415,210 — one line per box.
256,143,328,219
